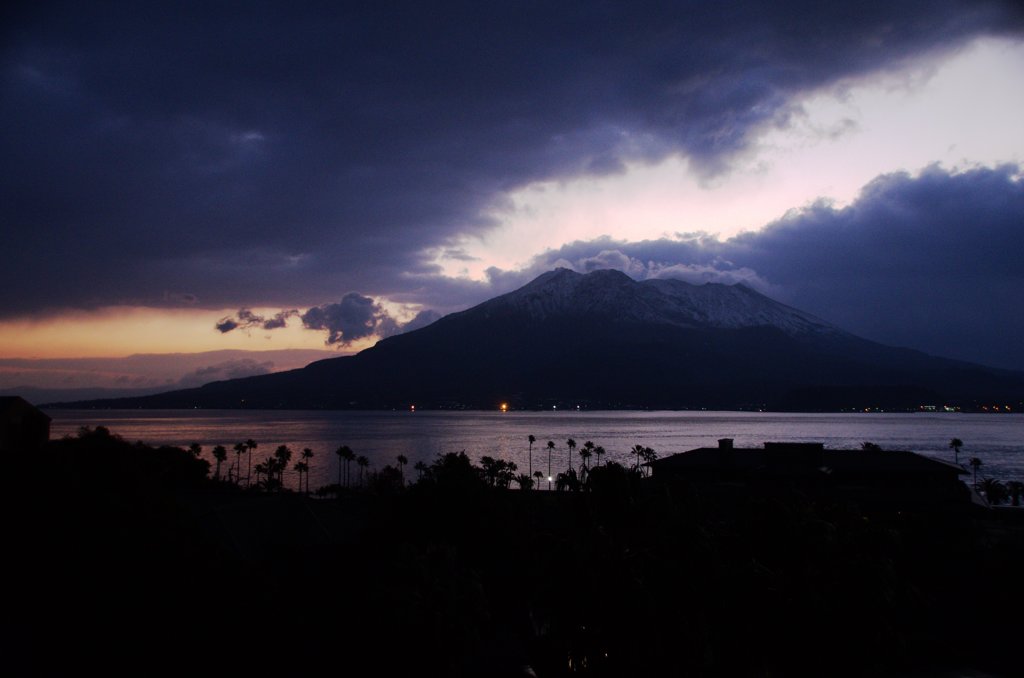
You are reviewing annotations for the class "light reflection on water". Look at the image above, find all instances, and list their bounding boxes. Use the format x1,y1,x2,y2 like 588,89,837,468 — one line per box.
46,409,1023,490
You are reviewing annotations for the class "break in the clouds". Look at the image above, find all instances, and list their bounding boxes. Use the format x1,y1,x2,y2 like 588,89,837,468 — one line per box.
519,165,1024,370
2,1,1023,317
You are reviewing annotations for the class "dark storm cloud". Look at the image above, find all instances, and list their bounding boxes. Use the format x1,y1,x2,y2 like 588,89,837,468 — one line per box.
3,1,1022,315
217,295,440,346
300,293,401,346
522,165,1024,370
215,308,298,333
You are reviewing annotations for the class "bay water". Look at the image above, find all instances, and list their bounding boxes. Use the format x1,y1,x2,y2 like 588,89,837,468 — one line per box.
45,409,1022,491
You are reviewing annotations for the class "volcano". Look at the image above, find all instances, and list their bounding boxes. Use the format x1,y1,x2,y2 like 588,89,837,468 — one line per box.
53,269,1024,410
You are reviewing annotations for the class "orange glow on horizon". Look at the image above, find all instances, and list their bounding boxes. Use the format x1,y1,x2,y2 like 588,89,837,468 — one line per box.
0,306,365,359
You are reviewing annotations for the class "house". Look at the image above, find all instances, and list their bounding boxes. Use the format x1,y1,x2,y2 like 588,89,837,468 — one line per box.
648,438,972,511
0,396,51,451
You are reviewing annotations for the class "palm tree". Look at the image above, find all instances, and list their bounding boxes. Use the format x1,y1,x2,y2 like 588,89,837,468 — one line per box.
533,470,544,488
528,434,536,477
302,447,314,489
397,454,408,485
253,460,269,489
594,445,605,467
335,445,354,488
274,445,293,490
212,445,227,480
356,455,369,486
640,446,658,477
293,461,309,493
245,438,258,486
233,442,247,485
566,438,576,474
969,457,983,489
188,442,203,458
414,460,427,483
514,474,534,490
949,438,964,465
580,441,594,471
299,446,311,489
632,444,645,473
546,440,555,490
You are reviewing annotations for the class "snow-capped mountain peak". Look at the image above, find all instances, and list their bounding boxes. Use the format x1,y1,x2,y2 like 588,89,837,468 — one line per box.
479,268,839,336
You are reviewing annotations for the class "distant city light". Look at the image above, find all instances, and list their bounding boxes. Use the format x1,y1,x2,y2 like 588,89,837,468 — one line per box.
410,404,415,412
500,402,508,412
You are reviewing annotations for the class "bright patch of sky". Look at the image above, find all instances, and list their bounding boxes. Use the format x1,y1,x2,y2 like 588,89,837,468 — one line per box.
0,307,350,359
439,38,1024,279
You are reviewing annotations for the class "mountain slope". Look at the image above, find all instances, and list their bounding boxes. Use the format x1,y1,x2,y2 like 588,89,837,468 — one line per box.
50,269,1024,410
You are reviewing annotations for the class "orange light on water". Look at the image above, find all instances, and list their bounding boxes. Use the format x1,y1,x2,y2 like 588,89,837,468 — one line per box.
500,403,508,412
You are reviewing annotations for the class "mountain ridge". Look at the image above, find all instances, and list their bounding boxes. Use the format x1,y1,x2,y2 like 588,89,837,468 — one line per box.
45,269,1024,411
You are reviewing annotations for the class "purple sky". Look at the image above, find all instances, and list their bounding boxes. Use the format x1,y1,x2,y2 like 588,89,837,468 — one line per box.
2,1,1023,377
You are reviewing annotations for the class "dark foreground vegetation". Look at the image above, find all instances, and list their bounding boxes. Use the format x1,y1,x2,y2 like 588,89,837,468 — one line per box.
9,428,1024,677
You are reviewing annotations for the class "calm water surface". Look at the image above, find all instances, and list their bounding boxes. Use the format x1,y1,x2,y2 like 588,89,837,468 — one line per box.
46,409,1023,489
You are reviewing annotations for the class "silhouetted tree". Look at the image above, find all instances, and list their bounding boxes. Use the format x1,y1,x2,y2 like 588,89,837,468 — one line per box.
212,445,227,480
594,445,605,467
253,459,269,489
580,441,594,470
528,434,536,477
861,441,882,451
294,460,309,493
356,455,369,486
396,454,408,485
274,445,293,490
640,446,657,477
969,457,983,488
533,470,544,488
480,456,517,488
245,438,258,487
632,444,645,474
233,442,247,485
566,438,576,474
949,438,963,465
301,447,314,490
418,451,486,492
555,468,579,492
188,442,202,458
414,460,427,483
335,445,355,488
514,473,534,490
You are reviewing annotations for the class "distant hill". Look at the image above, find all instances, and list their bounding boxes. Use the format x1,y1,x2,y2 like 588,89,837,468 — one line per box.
48,269,1024,411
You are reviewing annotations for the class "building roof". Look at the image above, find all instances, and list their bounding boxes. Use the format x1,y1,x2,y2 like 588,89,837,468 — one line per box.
649,441,967,477
0,396,51,422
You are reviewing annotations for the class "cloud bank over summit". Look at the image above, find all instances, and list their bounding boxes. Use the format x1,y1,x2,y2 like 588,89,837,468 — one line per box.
516,166,1024,370
335,165,1015,368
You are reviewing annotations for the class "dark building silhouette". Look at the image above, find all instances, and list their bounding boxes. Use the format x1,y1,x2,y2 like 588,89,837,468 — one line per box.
649,438,974,511
0,396,51,451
